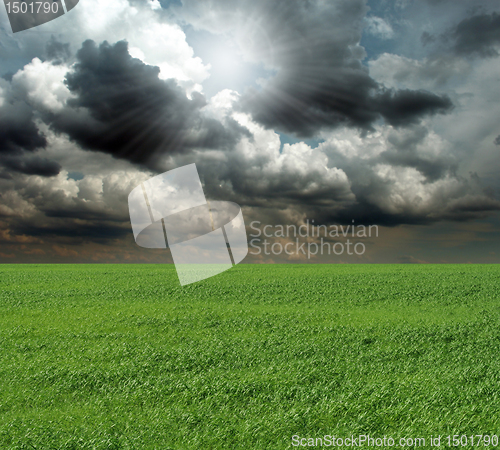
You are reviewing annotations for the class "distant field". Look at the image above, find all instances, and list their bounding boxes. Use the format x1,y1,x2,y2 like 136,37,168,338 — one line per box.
1,264,500,449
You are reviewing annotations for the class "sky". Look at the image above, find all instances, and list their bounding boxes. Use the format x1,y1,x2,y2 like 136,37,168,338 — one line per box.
0,0,499,264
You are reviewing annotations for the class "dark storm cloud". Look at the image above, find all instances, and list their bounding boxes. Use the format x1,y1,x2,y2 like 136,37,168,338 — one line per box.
0,92,61,176
452,12,500,57
50,40,239,168
494,135,500,145
240,69,380,137
376,89,453,127
14,220,130,241
1,155,61,177
423,11,500,58
242,80,453,137
311,200,431,227
0,100,46,154
228,0,453,137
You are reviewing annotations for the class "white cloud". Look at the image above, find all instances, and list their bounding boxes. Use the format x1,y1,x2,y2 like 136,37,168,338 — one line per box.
204,89,241,121
1,0,210,94
320,124,454,164
11,58,71,112
364,16,394,40
370,164,458,216
149,0,162,11
319,127,388,160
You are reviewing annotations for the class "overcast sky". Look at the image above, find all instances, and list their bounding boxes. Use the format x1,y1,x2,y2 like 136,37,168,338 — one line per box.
1,0,499,264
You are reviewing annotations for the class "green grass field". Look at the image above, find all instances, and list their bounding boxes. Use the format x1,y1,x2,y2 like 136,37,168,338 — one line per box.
1,264,500,449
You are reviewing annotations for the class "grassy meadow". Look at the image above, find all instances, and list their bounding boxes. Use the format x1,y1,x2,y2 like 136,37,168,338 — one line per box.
0,264,500,449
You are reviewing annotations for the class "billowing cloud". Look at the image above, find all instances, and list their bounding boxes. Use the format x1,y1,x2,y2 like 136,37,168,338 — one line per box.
311,125,500,226
49,40,239,168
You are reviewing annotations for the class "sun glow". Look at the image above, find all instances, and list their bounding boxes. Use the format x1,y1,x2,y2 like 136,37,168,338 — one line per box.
206,40,247,87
